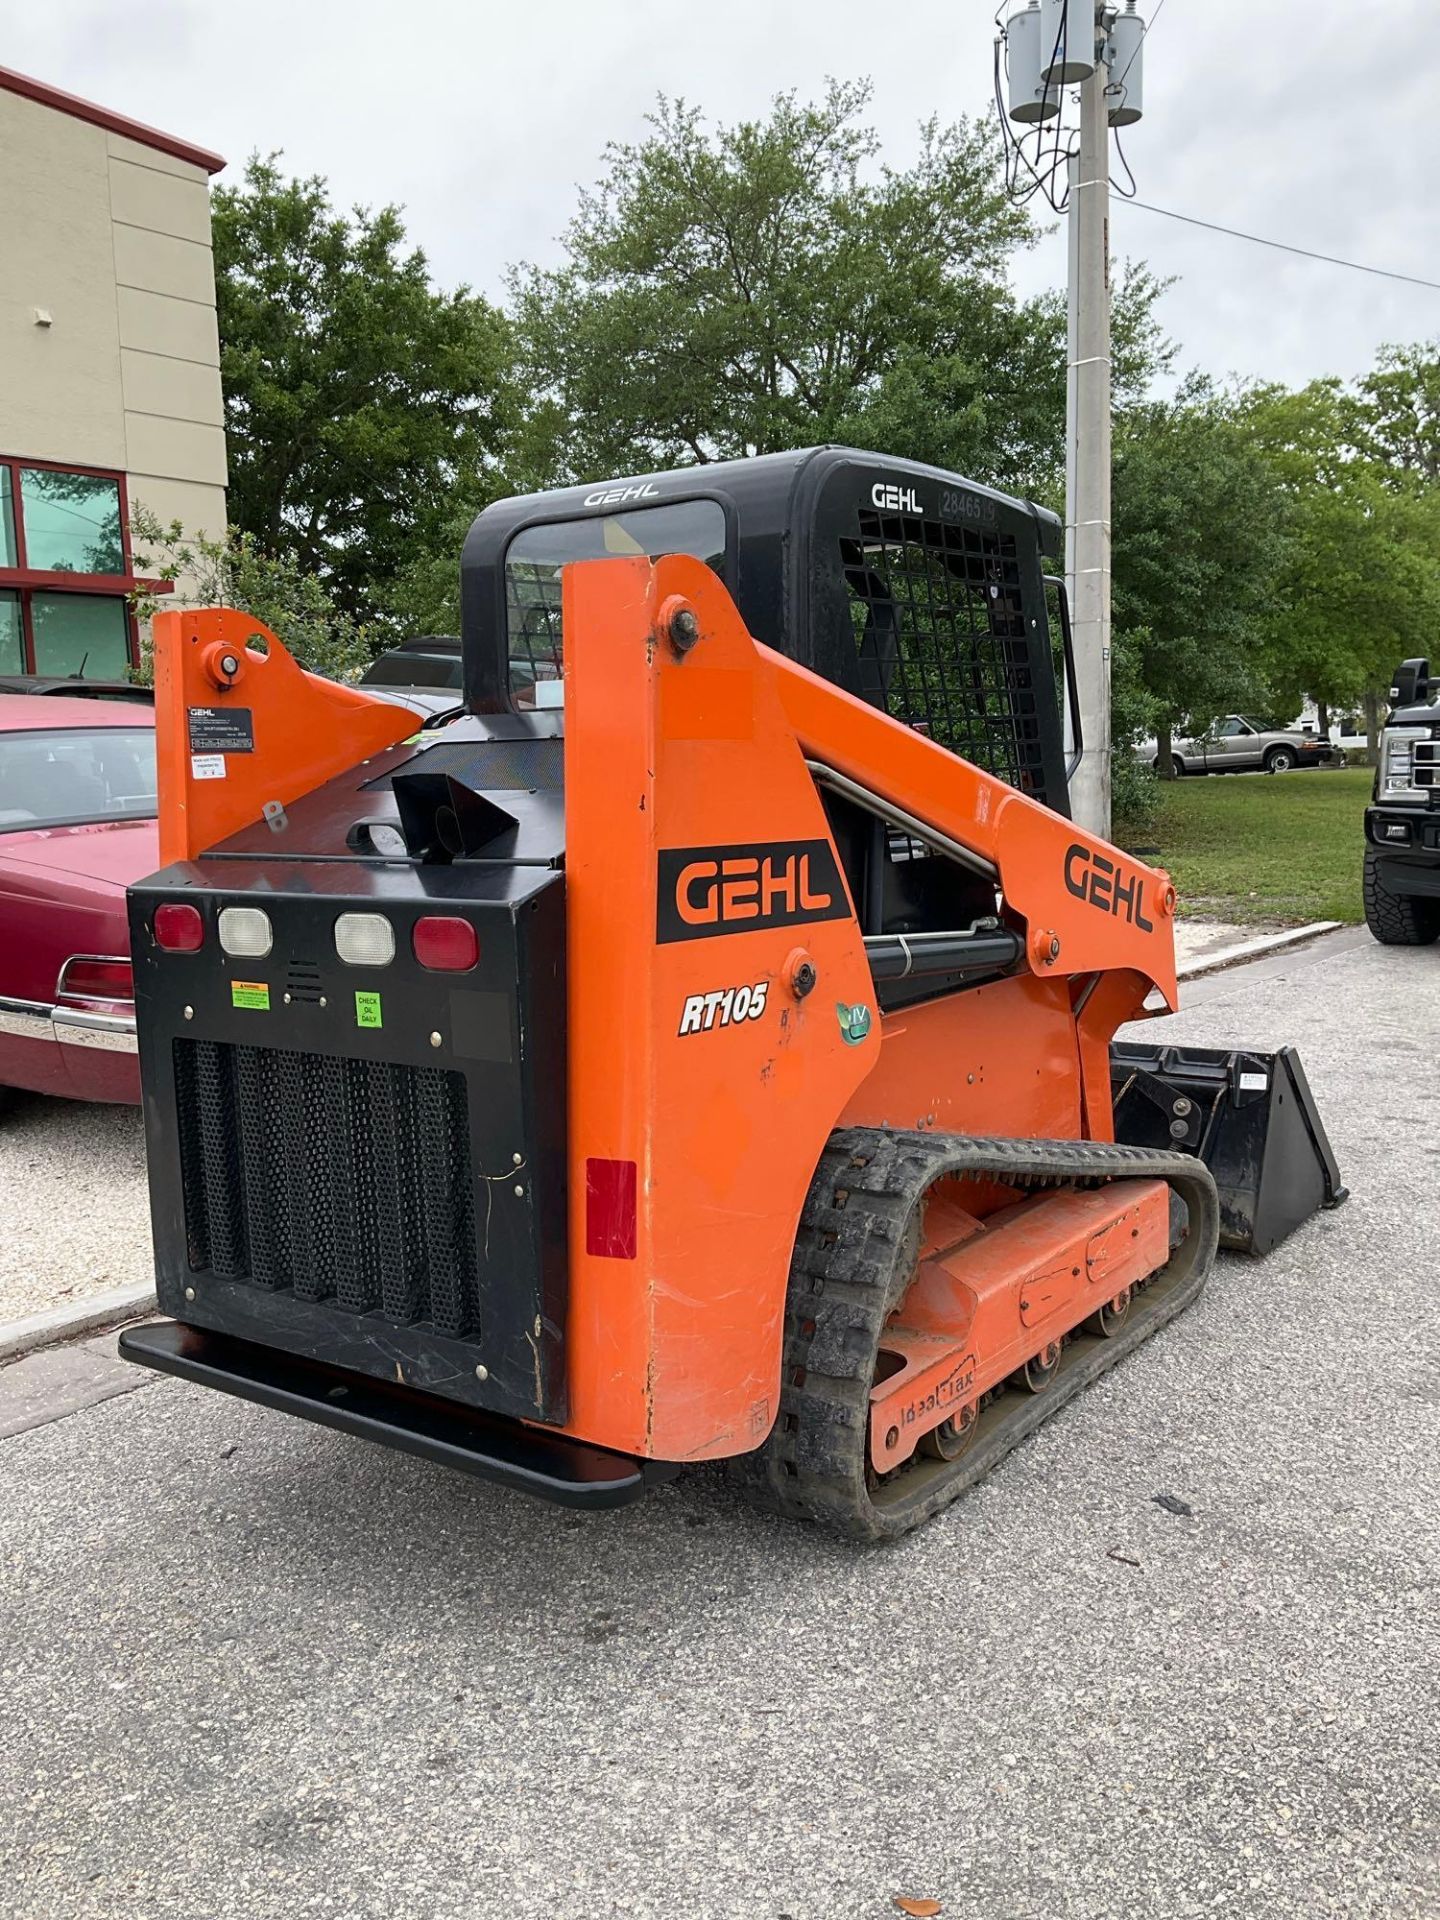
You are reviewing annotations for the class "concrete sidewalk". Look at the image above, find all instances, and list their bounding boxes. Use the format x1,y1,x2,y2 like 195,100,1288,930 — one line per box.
1,937,1436,1920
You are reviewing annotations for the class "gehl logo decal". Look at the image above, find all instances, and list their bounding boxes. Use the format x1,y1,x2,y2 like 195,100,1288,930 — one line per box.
871,481,922,514
583,481,660,508
656,840,850,945
1064,844,1155,932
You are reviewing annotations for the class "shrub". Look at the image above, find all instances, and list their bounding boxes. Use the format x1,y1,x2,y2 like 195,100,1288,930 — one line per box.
129,505,373,685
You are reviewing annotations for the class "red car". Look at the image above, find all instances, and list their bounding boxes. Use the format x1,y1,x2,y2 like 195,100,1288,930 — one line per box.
0,694,157,1106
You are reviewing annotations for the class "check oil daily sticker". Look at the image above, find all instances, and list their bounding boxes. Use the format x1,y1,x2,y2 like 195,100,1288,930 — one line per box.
354,991,383,1029
231,981,270,1011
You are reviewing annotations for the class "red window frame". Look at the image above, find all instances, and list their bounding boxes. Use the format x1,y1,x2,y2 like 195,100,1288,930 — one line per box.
0,454,142,674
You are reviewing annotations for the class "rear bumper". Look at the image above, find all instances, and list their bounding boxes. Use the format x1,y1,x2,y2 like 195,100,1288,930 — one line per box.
119,1320,677,1509
0,994,137,1052
0,995,140,1101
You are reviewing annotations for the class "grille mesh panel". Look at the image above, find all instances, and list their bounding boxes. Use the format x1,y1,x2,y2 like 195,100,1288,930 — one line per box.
174,1040,480,1337
844,509,1044,796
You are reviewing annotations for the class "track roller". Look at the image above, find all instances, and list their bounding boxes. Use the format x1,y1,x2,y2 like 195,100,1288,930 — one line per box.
1021,1341,1062,1391
738,1129,1220,1542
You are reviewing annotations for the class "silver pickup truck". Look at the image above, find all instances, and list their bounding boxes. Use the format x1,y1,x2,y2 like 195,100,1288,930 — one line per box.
1148,715,1339,776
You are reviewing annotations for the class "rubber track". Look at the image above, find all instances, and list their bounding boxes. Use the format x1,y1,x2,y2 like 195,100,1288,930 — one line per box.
737,1128,1220,1542
1362,847,1440,946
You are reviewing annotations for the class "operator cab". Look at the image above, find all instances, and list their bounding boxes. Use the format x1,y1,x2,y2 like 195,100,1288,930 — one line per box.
459,446,1073,816
455,448,1075,1002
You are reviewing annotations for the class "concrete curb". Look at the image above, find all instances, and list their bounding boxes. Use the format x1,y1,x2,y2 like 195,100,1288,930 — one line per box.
1176,920,1344,983
0,1282,156,1366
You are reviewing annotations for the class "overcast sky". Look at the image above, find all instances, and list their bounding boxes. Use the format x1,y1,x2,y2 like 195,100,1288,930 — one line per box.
12,0,1440,392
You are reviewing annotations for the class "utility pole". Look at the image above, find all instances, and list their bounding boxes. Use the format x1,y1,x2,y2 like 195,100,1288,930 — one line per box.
1002,0,1145,840
1065,25,1112,839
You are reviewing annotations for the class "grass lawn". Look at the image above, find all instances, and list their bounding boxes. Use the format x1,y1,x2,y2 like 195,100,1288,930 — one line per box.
1118,766,1373,926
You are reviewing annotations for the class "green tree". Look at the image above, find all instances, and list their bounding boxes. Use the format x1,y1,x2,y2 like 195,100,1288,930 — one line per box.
509,83,1168,496
130,505,371,684
1241,377,1440,756
1354,339,1440,483
1111,383,1292,774
212,156,514,624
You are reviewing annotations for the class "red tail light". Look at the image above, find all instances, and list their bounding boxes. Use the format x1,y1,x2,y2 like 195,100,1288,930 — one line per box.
59,956,134,1002
412,915,479,972
155,903,204,952
585,1158,637,1259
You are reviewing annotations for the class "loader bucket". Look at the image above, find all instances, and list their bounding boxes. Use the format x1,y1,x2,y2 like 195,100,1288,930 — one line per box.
1109,1043,1347,1256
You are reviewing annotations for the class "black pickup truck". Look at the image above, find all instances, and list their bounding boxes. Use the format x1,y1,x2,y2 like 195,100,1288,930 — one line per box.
1364,657,1440,944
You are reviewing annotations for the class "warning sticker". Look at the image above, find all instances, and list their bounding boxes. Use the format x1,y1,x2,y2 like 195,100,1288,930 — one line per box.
188,706,255,755
191,753,226,780
231,980,270,1011
355,991,383,1029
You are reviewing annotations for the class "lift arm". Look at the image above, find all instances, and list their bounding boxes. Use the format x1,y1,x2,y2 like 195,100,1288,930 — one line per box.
762,644,1180,1012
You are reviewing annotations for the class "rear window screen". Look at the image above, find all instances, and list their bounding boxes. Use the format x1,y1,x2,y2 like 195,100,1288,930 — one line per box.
505,500,726,707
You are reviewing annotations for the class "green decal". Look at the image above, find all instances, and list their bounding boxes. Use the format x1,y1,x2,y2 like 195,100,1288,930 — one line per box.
231,980,270,1011
836,1000,872,1046
355,990,383,1029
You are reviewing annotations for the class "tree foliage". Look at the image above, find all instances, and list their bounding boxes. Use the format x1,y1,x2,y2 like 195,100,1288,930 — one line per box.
129,504,371,684
1239,376,1440,737
202,104,1440,794
509,83,1168,497
1354,339,1440,484
1111,383,1291,766
212,157,513,622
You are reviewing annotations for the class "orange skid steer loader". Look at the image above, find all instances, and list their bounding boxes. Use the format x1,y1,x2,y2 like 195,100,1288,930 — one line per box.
120,450,1344,1539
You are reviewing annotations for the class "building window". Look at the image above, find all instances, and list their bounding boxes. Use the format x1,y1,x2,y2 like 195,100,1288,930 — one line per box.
0,591,21,674
0,472,17,568
0,455,139,679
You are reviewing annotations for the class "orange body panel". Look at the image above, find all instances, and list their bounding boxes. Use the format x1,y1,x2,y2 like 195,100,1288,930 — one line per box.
841,973,1085,1140
152,607,415,867
868,1178,1170,1471
562,556,877,1459
556,554,1181,1460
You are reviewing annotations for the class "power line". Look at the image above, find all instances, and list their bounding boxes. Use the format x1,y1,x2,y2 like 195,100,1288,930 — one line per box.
1119,198,1440,293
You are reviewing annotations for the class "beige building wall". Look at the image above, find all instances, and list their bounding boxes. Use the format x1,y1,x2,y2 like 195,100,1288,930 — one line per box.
0,90,226,603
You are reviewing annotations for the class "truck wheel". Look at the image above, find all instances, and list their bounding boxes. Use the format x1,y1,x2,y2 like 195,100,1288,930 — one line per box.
1264,745,1297,773
1363,848,1440,946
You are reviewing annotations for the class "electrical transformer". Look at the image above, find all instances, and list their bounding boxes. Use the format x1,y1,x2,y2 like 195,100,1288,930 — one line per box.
1040,0,1097,84
1006,0,1062,124
1107,2,1145,125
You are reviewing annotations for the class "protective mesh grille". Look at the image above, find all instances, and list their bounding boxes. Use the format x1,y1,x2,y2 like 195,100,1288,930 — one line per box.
174,1040,480,1338
844,509,1044,795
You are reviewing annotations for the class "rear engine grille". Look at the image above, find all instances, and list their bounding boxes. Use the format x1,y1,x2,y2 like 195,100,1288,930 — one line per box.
174,1039,481,1337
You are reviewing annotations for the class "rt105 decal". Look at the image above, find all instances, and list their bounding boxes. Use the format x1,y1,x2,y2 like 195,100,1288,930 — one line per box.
678,981,770,1035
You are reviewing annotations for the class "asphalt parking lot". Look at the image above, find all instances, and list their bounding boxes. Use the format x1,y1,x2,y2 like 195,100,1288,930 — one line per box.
1,934,1437,1920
